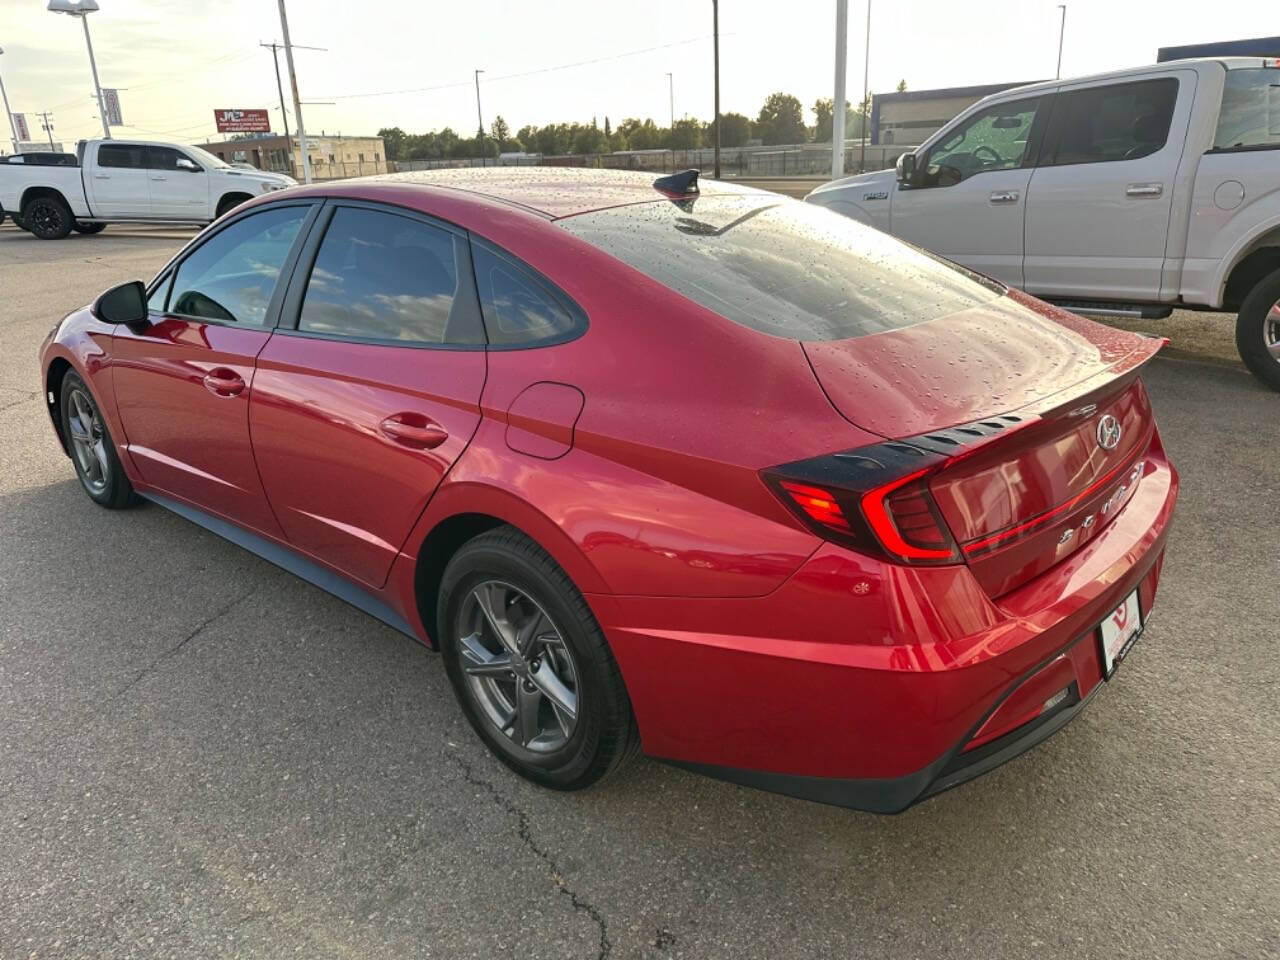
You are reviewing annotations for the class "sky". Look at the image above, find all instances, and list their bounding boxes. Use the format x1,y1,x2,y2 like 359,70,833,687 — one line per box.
0,0,1277,149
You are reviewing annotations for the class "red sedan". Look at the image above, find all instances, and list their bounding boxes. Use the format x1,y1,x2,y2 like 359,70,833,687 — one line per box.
39,169,1177,812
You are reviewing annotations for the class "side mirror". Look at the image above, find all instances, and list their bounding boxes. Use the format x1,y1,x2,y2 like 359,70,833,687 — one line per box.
896,152,916,184
93,280,148,325
176,157,201,172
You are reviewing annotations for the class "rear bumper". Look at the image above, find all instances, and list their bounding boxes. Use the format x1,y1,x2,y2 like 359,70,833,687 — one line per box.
590,442,1177,813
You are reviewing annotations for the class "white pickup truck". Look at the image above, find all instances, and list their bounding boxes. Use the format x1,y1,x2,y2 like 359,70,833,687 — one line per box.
807,57,1280,391
0,138,295,240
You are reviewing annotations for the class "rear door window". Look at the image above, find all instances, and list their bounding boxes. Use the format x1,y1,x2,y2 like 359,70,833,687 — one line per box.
559,195,1000,341
1041,78,1179,165
169,205,308,325
1212,67,1280,152
97,144,146,169
296,206,484,345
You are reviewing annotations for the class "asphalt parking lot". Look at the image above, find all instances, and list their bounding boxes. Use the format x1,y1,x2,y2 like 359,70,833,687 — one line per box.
1,223,1277,960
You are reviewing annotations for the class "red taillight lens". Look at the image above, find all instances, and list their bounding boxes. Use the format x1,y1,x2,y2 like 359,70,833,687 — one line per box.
766,456,961,566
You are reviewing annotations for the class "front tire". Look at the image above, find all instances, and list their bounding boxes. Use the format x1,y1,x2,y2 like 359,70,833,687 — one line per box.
59,371,135,509
1237,268,1280,392
438,527,639,791
73,222,106,235
24,195,74,240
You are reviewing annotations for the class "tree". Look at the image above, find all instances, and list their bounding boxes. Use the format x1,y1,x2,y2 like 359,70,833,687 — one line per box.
376,126,408,161
756,92,806,145
604,116,611,139
717,111,751,147
896,79,908,93
812,98,858,143
490,116,510,151
668,117,703,150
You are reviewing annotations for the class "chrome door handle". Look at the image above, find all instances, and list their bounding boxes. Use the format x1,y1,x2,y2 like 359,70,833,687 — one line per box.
151,176,167,181
1126,183,1163,198
989,190,1020,204
92,174,110,179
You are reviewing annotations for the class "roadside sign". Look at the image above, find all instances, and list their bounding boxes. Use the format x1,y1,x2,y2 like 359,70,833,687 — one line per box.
214,109,271,133
102,88,123,126
12,113,28,141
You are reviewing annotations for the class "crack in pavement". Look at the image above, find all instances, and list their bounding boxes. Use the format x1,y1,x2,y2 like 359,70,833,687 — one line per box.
448,752,611,960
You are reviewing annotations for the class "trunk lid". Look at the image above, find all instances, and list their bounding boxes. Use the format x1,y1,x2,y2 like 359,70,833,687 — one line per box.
803,291,1164,597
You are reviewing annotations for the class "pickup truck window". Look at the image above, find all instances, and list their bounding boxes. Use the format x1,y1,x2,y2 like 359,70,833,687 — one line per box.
97,144,146,169
1213,68,1280,152
916,97,1042,188
168,206,307,326
1040,78,1178,166
147,146,198,171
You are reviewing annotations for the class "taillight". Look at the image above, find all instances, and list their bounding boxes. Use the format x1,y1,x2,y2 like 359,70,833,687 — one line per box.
764,448,961,566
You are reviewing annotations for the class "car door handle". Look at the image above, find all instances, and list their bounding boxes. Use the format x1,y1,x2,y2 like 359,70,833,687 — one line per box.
93,174,110,180
151,175,167,181
202,368,245,397
1126,182,1163,198
989,190,1019,204
379,415,448,449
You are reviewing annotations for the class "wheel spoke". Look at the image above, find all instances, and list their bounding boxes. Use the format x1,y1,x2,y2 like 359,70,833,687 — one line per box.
91,438,110,481
471,583,520,656
67,414,91,443
514,682,542,746
530,659,577,721
1267,337,1280,360
515,609,552,657
458,631,514,676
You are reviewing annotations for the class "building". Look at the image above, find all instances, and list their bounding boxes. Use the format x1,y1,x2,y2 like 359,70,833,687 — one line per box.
870,81,1043,146
192,133,388,181
1157,36,1280,61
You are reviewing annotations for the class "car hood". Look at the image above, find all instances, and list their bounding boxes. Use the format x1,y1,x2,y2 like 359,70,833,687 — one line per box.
805,167,896,202
802,288,1165,438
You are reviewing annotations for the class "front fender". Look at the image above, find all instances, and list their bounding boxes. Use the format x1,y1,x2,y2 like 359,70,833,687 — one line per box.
40,308,130,474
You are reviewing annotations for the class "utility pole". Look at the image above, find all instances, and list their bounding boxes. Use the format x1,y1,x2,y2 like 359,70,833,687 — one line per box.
37,110,55,148
712,0,720,179
275,0,311,183
261,42,291,139
0,48,20,154
1056,5,1067,79
474,69,485,140
666,72,674,128
832,0,847,178
860,0,871,175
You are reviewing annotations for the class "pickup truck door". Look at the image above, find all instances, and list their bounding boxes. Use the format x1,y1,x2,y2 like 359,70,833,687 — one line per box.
145,146,210,219
890,94,1049,288
87,143,151,217
1023,70,1195,300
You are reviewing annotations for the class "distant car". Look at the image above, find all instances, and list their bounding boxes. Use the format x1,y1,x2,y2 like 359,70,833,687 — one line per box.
230,161,259,171
807,56,1280,391
0,138,295,239
39,168,1178,812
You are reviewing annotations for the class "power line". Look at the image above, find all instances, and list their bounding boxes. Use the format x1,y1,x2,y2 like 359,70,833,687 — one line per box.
315,35,713,102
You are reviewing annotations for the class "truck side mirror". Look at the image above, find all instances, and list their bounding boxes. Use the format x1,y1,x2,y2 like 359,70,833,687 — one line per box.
896,152,916,184
92,280,148,325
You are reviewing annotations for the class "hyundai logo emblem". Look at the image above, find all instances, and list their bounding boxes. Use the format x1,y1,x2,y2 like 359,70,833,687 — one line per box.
1096,414,1123,451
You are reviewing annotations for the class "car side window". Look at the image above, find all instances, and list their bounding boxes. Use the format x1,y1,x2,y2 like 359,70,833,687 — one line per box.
147,146,198,171
471,243,585,346
168,205,308,326
1212,68,1280,152
1041,78,1178,166
97,144,146,169
297,207,483,345
916,97,1042,188
147,273,172,314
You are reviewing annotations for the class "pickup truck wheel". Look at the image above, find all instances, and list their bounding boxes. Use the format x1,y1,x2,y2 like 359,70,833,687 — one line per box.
1236,269,1280,392
216,193,252,218
24,196,74,240
73,222,106,235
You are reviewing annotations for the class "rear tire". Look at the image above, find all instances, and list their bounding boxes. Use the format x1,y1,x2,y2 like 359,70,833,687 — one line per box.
24,195,74,240
215,193,252,218
1236,267,1280,392
73,222,106,235
438,527,640,791
59,371,136,509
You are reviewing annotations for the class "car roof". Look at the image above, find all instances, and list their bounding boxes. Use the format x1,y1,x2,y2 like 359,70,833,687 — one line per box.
337,167,767,219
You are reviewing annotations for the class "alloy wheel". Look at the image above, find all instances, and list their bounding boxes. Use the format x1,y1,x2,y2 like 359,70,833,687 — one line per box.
66,387,110,495
456,579,580,754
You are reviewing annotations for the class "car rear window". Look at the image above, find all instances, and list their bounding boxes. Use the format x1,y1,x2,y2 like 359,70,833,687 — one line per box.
1213,67,1280,152
558,194,1000,341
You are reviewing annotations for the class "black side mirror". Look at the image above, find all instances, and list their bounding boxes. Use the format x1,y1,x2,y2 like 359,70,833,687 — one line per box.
896,152,916,184
93,280,148,324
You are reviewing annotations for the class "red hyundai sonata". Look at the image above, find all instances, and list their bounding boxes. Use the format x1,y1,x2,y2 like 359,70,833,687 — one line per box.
39,168,1177,812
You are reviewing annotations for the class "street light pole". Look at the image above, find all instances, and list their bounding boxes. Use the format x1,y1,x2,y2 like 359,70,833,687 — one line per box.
666,72,674,128
79,13,109,138
474,69,485,139
0,49,20,154
712,0,720,179
1056,5,1067,79
860,0,871,175
275,0,311,183
832,0,847,179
